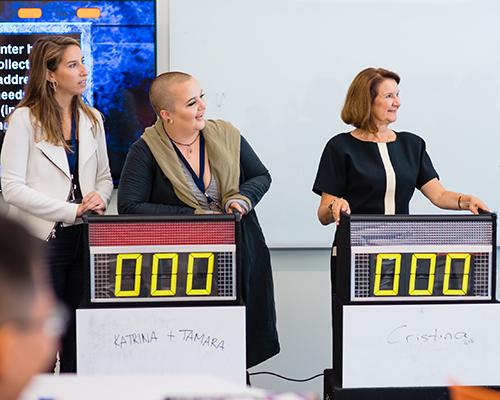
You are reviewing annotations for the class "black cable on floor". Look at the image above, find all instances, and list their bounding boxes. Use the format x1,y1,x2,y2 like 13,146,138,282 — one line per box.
249,370,335,383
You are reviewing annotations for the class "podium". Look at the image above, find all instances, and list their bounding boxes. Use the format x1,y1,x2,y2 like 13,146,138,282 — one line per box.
77,215,246,385
325,214,500,399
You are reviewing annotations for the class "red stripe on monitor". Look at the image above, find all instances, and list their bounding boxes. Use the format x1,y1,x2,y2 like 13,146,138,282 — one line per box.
88,221,235,246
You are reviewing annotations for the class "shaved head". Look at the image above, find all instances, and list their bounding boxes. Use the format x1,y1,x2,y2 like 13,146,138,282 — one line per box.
149,71,193,116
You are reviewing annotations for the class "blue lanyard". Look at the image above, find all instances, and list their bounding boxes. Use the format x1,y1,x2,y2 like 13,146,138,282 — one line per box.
66,117,78,175
171,132,216,204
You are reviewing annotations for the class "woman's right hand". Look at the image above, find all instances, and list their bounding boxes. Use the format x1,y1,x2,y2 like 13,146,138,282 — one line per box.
329,197,351,225
76,202,89,217
76,191,107,217
318,193,351,225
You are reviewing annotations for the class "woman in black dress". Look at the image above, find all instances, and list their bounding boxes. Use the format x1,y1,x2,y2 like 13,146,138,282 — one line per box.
313,67,488,224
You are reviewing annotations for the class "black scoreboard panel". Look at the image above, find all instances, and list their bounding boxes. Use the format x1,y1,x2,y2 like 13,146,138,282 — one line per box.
91,246,235,302
335,214,496,303
83,215,240,307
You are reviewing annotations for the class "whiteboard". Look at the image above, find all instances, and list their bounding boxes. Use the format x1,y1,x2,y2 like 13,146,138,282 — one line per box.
343,303,500,388
168,0,500,247
76,306,246,385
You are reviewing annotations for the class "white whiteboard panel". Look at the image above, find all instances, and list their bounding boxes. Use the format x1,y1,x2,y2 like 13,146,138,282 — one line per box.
343,303,500,388
169,0,500,247
76,306,246,385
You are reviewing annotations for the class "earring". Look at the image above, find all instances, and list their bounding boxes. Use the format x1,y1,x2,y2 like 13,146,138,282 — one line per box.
49,80,57,92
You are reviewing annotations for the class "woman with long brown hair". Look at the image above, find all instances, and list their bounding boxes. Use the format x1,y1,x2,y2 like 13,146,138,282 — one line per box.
0,35,113,372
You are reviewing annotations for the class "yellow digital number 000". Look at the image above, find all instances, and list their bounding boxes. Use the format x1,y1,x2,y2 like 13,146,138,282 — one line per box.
115,253,142,297
373,253,401,296
408,253,436,296
150,253,178,296
443,253,470,295
186,253,214,295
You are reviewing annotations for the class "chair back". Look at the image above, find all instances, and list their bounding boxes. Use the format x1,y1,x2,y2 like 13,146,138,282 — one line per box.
449,385,500,400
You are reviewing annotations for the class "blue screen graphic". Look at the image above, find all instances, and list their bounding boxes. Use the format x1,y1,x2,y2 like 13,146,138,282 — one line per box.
0,1,156,184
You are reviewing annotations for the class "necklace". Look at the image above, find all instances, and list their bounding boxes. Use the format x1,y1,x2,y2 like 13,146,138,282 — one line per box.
354,129,396,143
169,132,200,158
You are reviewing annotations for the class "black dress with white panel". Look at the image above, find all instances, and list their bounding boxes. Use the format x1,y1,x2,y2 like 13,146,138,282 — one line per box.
313,131,439,215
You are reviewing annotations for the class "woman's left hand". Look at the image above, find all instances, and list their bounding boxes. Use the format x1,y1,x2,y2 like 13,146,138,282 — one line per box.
227,201,246,216
459,194,490,214
421,179,490,215
82,191,106,213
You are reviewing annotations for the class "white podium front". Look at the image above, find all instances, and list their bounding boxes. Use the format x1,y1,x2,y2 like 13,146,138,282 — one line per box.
342,303,500,388
76,306,246,385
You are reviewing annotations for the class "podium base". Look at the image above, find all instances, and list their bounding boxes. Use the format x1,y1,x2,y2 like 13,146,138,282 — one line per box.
323,369,449,400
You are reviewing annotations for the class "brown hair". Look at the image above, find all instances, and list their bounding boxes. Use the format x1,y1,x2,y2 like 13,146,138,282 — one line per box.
341,67,400,133
13,35,99,148
149,71,192,116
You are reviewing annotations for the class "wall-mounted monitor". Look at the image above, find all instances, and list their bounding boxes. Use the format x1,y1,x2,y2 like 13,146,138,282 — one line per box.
0,0,157,184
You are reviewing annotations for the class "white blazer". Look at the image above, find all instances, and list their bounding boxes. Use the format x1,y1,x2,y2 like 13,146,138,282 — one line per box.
1,106,113,240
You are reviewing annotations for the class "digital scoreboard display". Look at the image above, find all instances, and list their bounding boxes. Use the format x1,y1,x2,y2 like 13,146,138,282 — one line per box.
85,215,239,305
368,251,475,297
98,249,231,300
335,214,496,303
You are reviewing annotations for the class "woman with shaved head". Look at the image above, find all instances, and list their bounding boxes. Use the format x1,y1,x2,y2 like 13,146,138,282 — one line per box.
118,72,280,371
